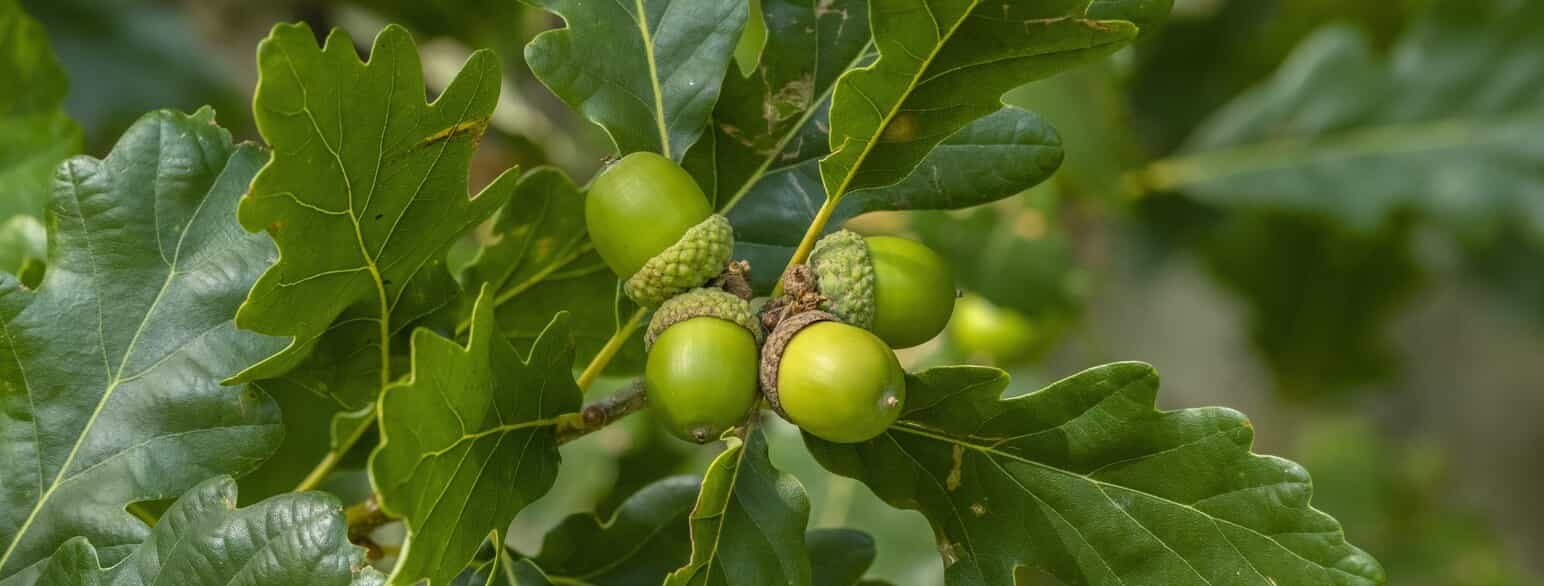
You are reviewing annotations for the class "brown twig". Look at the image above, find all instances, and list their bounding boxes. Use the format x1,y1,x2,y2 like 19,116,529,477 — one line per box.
555,379,648,444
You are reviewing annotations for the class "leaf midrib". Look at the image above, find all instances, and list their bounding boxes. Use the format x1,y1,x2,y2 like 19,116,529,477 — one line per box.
634,0,672,158
273,39,395,394
822,0,977,201
675,437,749,586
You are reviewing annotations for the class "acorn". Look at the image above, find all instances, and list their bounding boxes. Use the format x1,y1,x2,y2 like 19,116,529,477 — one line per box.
644,288,764,443
760,310,905,444
586,152,734,307
808,230,955,349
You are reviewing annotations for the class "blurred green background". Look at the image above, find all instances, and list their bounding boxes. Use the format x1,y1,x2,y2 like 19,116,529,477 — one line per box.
18,0,1541,583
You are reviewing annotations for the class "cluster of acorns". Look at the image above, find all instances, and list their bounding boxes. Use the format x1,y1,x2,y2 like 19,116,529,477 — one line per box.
587,153,956,444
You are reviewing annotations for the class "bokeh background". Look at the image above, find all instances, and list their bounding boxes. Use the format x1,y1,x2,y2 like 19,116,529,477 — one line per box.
20,0,1542,583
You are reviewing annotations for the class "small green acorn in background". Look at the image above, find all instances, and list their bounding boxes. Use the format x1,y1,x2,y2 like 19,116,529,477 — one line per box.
809,230,956,348
950,293,1054,367
586,152,733,306
643,288,764,443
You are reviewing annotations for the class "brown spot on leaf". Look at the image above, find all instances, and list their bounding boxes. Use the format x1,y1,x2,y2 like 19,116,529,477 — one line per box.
763,74,814,130
946,444,964,491
881,113,917,143
419,118,489,149
935,526,962,568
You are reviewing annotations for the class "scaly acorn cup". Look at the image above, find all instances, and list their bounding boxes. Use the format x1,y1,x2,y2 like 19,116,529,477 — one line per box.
623,214,734,306
585,151,733,306
644,288,764,443
807,230,876,328
760,310,905,444
809,230,956,349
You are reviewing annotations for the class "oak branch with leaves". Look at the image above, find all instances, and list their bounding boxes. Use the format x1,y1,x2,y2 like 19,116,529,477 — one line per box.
0,1,1386,585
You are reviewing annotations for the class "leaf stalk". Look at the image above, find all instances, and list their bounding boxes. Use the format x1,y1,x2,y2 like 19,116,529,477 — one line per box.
575,307,647,391
556,379,649,444
773,198,839,296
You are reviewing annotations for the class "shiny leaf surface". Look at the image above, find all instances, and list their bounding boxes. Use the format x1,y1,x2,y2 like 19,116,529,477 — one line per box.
0,109,284,581
30,477,382,586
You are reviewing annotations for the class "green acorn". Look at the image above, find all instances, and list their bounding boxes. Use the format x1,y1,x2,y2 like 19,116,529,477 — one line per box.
808,230,956,349
623,215,734,307
645,288,764,443
585,152,735,307
759,309,905,444
645,287,763,350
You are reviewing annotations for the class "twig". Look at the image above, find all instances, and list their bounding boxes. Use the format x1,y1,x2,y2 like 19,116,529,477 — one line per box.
556,379,648,444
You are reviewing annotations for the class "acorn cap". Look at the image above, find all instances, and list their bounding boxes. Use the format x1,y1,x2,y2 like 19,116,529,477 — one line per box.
624,214,735,307
645,288,764,351
808,230,875,328
758,310,838,417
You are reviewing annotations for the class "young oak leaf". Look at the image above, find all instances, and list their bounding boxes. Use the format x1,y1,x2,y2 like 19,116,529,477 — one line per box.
524,0,750,160
369,286,579,586
31,477,383,586
806,363,1386,585
819,0,1137,200
666,429,811,586
231,22,515,385
0,109,285,582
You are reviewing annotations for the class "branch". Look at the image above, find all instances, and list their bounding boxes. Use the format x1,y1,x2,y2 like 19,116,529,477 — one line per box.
557,378,648,444
295,408,375,493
